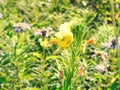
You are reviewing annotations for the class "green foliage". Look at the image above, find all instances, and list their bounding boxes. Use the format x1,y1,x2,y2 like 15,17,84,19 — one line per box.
0,0,120,90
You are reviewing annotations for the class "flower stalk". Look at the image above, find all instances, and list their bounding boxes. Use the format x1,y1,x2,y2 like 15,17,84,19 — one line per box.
111,0,119,57
111,0,120,78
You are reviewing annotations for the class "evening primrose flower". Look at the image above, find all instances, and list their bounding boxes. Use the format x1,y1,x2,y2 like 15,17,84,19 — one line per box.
49,32,74,48
40,39,48,48
55,27,74,47
49,22,74,48
55,34,74,48
59,19,78,32
115,0,120,3
59,22,73,32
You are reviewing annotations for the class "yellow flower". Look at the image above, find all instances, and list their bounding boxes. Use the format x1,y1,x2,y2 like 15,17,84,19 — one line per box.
55,33,74,48
50,32,74,48
40,39,48,48
59,22,72,32
116,0,120,3
49,22,74,48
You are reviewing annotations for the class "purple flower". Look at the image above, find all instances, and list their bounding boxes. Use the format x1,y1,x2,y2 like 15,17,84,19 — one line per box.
102,37,120,50
100,51,108,61
13,22,31,30
34,30,42,36
96,63,106,74
102,42,112,48
34,27,54,37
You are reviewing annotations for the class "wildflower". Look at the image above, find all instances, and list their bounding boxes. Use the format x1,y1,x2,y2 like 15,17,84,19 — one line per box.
59,22,73,32
102,42,111,51
100,51,108,61
55,23,74,48
86,38,96,46
49,22,74,48
91,53,96,59
103,42,112,48
54,32,74,48
34,27,54,37
49,37,55,43
0,13,3,19
40,39,48,48
116,0,120,3
96,63,106,74
103,37,118,50
34,30,42,36
78,67,84,76
13,22,31,32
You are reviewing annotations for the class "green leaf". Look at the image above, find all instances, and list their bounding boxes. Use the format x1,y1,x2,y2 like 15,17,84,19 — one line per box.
0,77,7,83
31,52,42,59
45,55,59,61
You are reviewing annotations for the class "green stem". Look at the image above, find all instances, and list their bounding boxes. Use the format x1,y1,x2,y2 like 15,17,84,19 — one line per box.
111,0,119,57
13,42,20,89
111,0,120,80
41,38,47,89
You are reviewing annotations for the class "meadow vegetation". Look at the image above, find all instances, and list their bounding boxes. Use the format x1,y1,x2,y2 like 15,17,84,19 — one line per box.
0,0,120,90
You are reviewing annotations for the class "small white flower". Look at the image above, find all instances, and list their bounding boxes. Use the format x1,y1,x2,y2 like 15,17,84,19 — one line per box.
96,63,106,73
34,27,54,37
0,13,3,19
14,22,31,30
100,51,108,61
102,42,112,48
